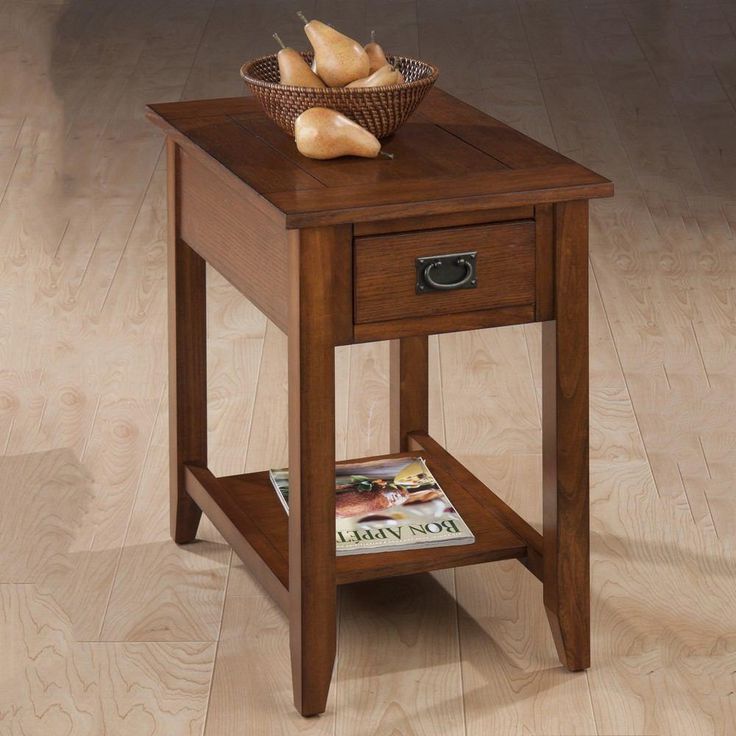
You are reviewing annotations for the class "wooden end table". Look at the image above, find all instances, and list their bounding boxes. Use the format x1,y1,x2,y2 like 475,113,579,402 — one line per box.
147,88,613,717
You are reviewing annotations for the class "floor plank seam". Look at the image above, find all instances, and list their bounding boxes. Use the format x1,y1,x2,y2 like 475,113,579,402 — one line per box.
201,548,233,735
97,383,167,640
589,257,660,498
98,144,165,314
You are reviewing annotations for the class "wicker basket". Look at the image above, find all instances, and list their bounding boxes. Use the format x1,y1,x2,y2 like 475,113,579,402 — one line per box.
240,53,439,140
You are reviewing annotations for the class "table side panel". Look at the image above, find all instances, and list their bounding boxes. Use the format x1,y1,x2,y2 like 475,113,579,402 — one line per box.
178,147,289,331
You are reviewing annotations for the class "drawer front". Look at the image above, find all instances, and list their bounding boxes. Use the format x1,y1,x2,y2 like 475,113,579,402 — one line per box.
354,221,535,324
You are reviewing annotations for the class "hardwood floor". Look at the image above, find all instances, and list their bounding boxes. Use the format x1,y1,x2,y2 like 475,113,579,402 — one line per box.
1,0,734,734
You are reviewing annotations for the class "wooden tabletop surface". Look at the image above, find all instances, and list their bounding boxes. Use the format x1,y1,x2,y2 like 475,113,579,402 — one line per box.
147,88,613,228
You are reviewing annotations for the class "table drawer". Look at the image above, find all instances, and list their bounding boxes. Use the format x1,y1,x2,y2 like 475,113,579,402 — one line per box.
354,221,536,324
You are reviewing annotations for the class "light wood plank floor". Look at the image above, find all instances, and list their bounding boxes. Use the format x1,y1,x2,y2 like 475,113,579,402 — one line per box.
1,1,734,734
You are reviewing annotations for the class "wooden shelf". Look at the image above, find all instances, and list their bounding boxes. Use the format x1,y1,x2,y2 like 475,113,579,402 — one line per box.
184,444,534,596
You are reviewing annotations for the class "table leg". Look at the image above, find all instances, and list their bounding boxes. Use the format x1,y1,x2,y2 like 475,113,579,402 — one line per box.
542,200,590,671
390,336,429,453
288,226,350,716
168,139,206,544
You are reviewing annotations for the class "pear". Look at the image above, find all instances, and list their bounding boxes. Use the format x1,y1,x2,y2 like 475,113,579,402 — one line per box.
297,11,369,87
346,64,404,88
365,30,389,73
294,108,381,159
273,33,325,88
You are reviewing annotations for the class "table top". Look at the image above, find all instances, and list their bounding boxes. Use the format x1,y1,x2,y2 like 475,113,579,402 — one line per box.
147,88,612,228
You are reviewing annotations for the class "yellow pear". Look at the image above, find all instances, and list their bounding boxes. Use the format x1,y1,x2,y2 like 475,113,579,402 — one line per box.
297,11,369,87
365,30,389,73
294,108,381,159
273,33,325,87
346,64,404,88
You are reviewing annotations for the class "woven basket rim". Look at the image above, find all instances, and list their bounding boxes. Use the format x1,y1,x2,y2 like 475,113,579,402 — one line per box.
239,52,439,94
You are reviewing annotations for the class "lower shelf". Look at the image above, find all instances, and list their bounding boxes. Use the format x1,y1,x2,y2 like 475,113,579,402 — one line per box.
185,442,533,591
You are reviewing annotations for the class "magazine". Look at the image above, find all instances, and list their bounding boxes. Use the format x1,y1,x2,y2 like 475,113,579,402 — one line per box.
269,457,474,555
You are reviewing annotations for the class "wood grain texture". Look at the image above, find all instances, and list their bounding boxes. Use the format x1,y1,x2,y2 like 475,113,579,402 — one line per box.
336,572,466,735
542,199,590,671
389,336,429,452
177,112,323,194
98,391,230,643
177,146,290,331
96,157,261,644
353,205,534,237
354,221,536,324
534,204,555,321
185,465,288,610
148,89,612,230
409,431,543,580
204,586,337,736
287,225,352,715
352,304,535,343
334,282,467,736
272,164,612,228
193,453,527,586
168,140,206,544
2,584,214,736
231,110,509,187
452,461,597,736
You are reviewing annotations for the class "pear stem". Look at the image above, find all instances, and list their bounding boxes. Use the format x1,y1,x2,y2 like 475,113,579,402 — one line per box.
370,30,376,43
272,32,286,50
379,150,394,159
296,10,309,25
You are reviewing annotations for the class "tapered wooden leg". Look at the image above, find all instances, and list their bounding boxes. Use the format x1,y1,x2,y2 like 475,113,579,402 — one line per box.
389,336,429,453
542,200,590,671
288,226,352,716
168,138,205,544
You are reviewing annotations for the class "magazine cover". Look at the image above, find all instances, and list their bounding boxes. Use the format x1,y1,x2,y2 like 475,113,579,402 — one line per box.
269,457,474,555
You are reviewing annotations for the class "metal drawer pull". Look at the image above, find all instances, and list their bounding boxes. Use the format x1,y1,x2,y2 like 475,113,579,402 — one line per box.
424,258,472,290
415,251,478,294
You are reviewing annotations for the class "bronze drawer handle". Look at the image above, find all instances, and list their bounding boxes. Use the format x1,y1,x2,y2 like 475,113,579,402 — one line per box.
423,258,473,290
416,251,478,293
